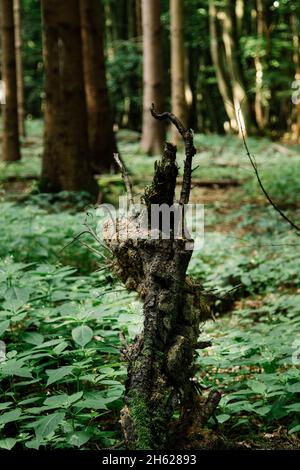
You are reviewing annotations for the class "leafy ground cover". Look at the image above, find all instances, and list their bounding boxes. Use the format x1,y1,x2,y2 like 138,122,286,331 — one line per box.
0,123,300,449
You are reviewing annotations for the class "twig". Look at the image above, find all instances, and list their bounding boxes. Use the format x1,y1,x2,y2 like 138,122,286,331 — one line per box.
237,109,300,233
114,153,134,206
59,230,94,254
78,240,107,260
151,103,197,205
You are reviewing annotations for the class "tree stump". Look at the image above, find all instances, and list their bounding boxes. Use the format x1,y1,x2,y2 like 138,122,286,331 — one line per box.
103,107,220,449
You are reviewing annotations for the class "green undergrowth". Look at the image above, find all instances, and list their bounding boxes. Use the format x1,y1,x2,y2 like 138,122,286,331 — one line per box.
0,124,300,449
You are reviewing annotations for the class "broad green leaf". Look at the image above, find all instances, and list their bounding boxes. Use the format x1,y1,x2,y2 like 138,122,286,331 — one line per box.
3,287,31,312
286,383,300,394
34,412,65,440
0,438,17,450
73,399,108,410
0,359,32,378
0,402,12,411
18,397,42,406
23,332,44,346
72,325,93,347
25,439,41,450
216,414,231,424
285,403,300,413
43,392,83,408
288,424,300,435
253,405,272,416
67,431,91,448
0,408,22,425
0,320,9,337
53,341,69,354
46,366,74,386
43,394,69,408
247,380,266,395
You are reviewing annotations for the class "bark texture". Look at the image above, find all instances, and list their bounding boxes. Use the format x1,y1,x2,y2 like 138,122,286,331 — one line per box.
1,0,21,162
80,0,117,173
291,12,300,143
140,0,166,155
40,0,97,194
208,0,236,131
13,0,26,137
254,0,267,132
40,0,61,191
170,0,188,144
222,0,256,135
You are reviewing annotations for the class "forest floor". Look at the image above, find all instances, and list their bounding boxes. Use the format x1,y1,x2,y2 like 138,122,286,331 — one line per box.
0,122,300,450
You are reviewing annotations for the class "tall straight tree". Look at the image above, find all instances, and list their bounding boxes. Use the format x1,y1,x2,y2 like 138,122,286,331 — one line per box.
291,10,300,142
222,0,256,135
208,0,236,131
80,0,117,173
170,0,188,144
1,0,21,162
13,0,26,137
254,0,268,132
40,0,97,193
140,0,165,155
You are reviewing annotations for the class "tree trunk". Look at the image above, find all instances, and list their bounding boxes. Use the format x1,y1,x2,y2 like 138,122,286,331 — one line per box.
208,0,236,131
1,0,21,162
222,0,256,135
140,0,165,155
135,0,142,38
13,0,26,138
291,12,300,143
235,0,244,38
80,0,117,173
104,112,220,449
170,0,188,144
40,0,97,194
40,0,62,191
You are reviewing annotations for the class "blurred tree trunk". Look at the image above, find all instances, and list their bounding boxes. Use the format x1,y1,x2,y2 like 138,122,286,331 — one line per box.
222,0,256,135
254,0,267,133
13,0,26,138
135,0,142,38
291,12,300,143
40,0,61,191
140,0,165,155
209,0,236,131
1,0,21,162
80,0,117,173
170,0,188,144
40,0,97,194
235,0,244,37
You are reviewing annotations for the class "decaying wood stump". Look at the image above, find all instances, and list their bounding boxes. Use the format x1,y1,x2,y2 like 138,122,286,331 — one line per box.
103,106,220,449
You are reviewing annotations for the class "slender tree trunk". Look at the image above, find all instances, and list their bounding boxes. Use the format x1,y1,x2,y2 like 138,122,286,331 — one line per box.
80,0,117,173
1,0,21,162
254,0,267,132
135,0,142,38
222,0,256,135
40,0,97,194
128,0,137,38
140,0,165,155
40,0,62,191
235,0,244,37
170,0,188,144
208,0,236,131
13,0,26,137
291,12,300,143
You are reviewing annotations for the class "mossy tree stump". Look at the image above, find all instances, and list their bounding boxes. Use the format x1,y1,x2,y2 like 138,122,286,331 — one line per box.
103,107,220,449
